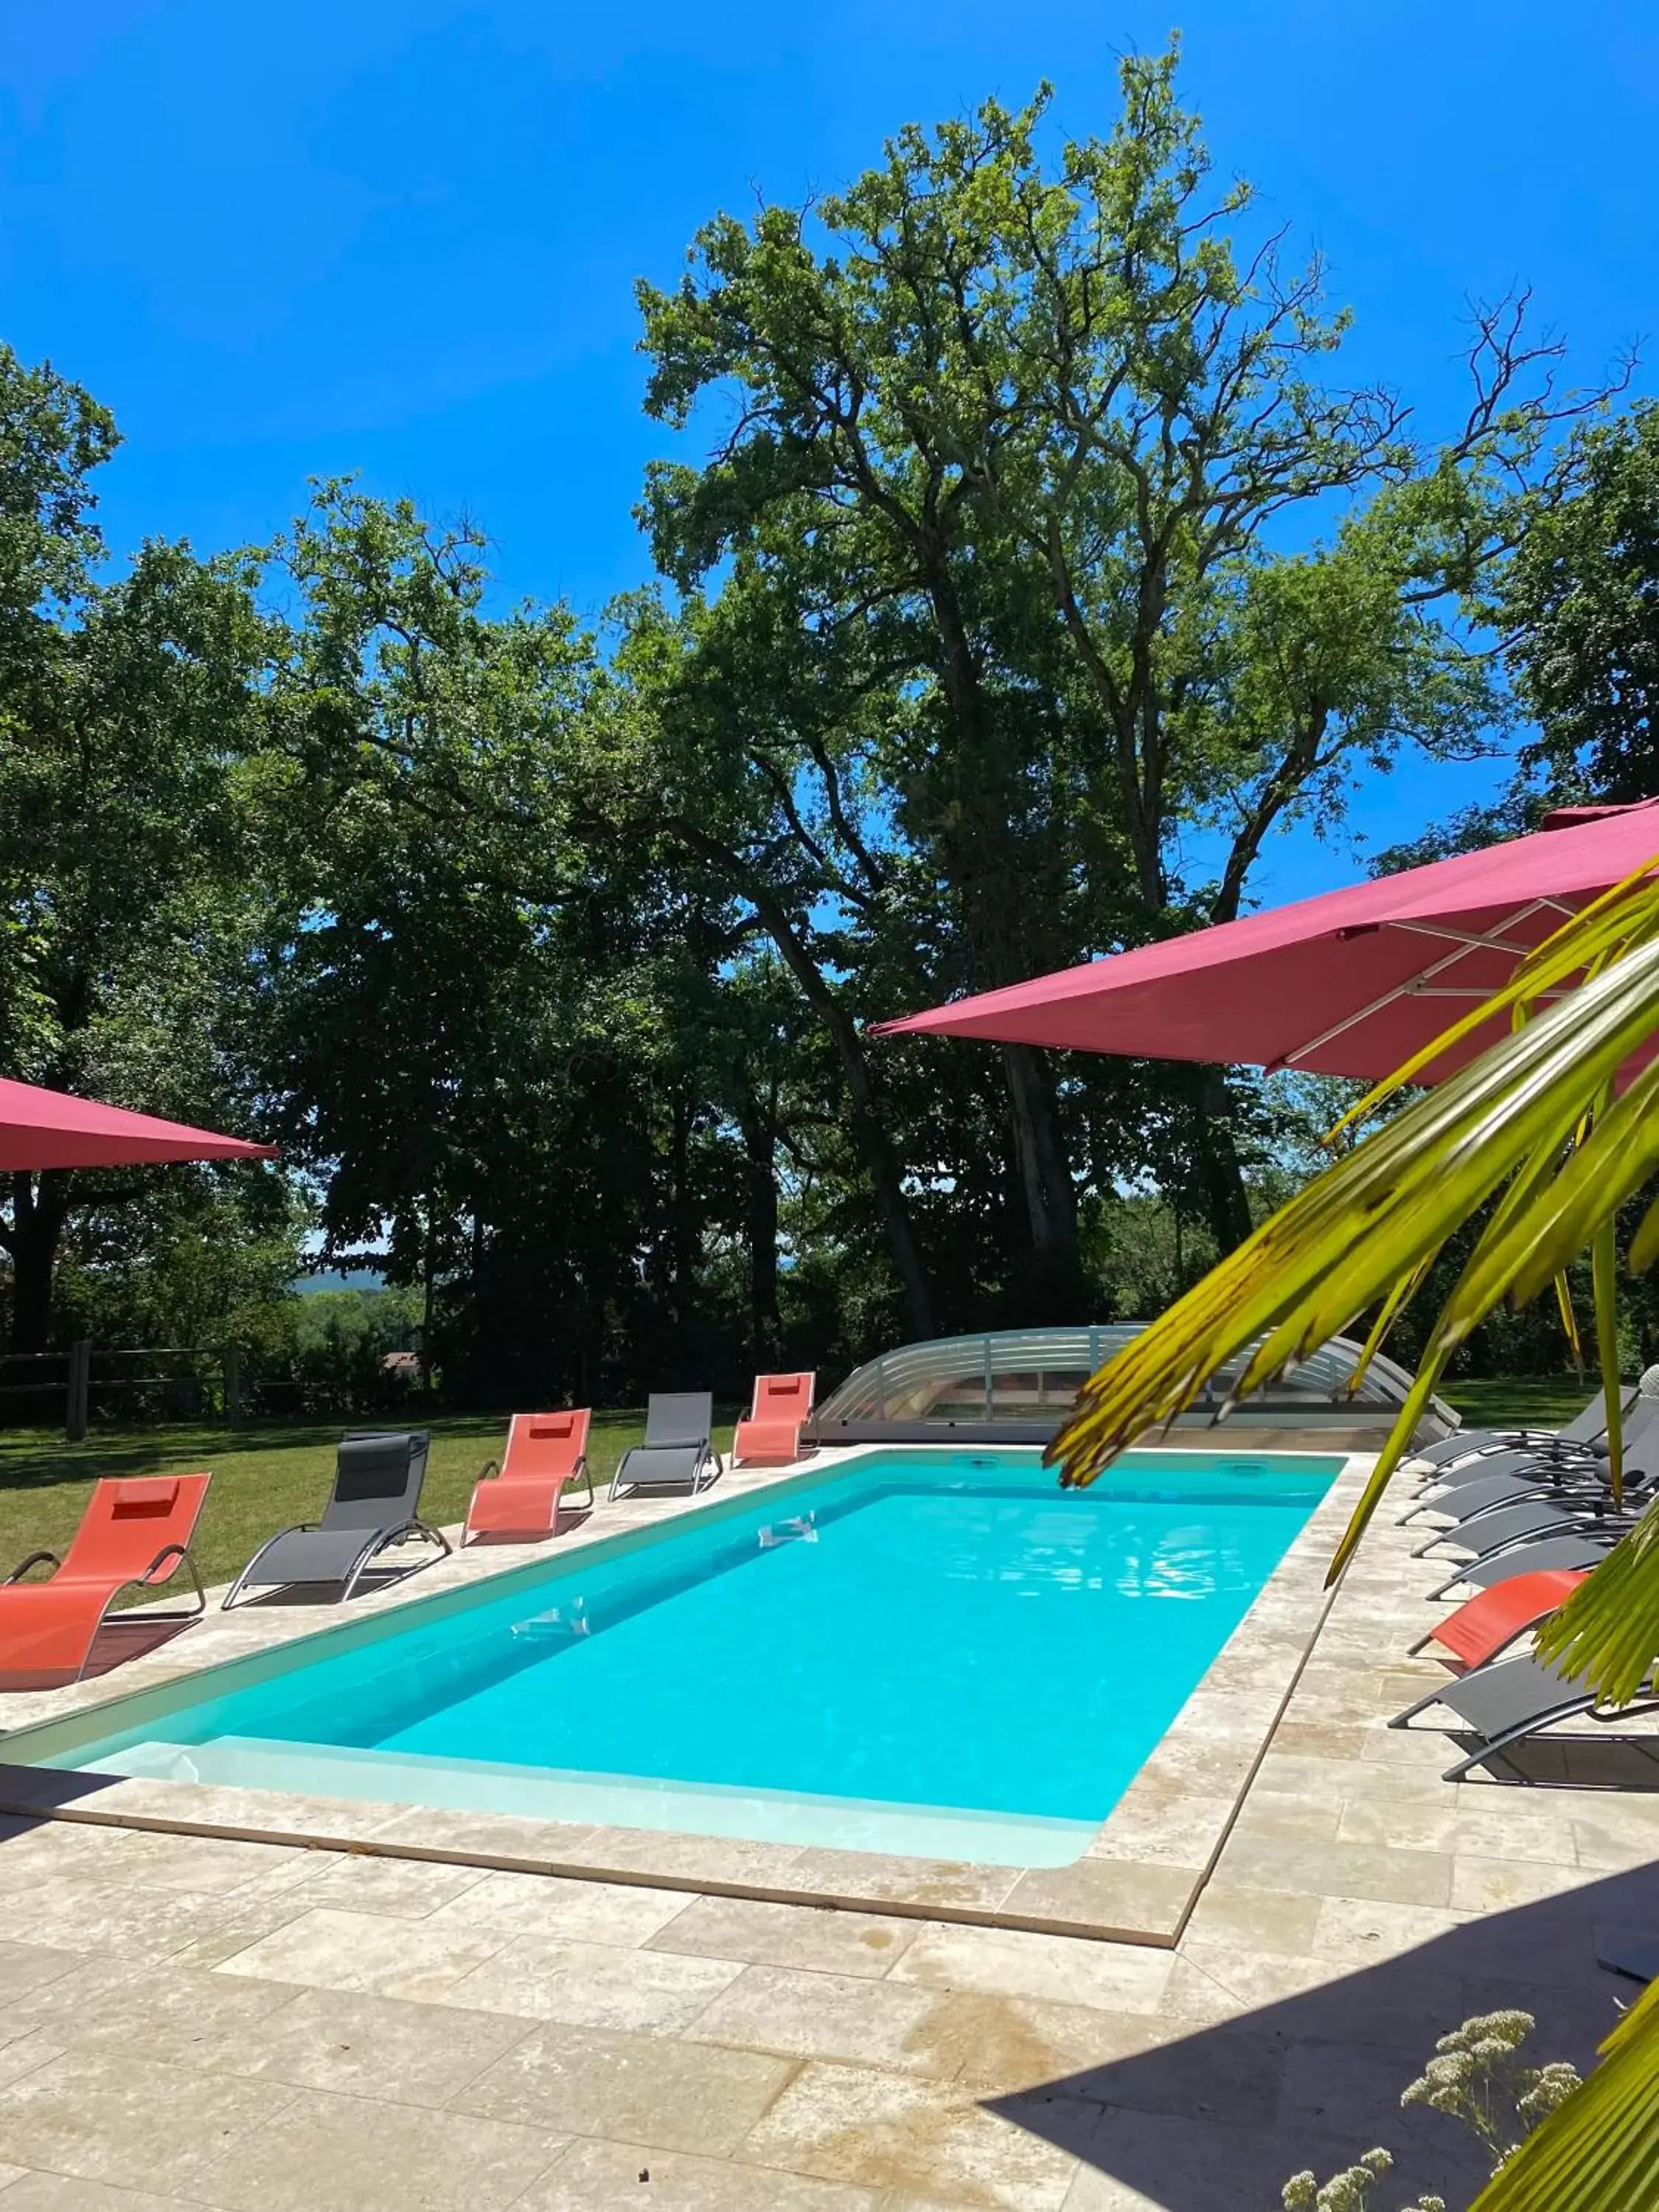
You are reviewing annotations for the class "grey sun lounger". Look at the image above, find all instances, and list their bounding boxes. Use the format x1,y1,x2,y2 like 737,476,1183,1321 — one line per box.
1389,1651,1659,1783
609,1393,722,1501
1405,1461,1659,1534
1402,1468,1562,1526
223,1431,450,1608
1426,1530,1623,1601
1405,1397,1659,1514
1409,1385,1636,1474
1413,1498,1593,1562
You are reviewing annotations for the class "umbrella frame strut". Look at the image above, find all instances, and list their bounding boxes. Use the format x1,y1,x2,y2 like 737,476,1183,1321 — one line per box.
1265,897,1581,1074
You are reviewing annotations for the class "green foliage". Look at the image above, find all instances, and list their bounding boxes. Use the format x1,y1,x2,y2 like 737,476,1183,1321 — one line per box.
239,1284,424,1418
1495,400,1659,803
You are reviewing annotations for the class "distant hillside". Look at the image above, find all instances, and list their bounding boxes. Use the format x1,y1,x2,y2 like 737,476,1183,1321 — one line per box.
296,1269,387,1295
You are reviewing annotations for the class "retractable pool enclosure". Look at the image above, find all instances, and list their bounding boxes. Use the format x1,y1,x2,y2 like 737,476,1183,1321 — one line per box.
809,1325,1453,1448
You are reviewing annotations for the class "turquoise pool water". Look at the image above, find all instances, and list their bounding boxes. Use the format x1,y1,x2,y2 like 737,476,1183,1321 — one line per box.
35,1448,1339,1865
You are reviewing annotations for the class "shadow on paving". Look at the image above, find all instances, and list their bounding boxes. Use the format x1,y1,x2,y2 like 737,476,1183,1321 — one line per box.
0,1611,197,1695
989,1860,1658,2212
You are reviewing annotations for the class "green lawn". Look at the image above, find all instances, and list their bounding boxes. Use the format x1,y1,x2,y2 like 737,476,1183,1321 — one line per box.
1439,1376,1596,1430
0,1409,737,1599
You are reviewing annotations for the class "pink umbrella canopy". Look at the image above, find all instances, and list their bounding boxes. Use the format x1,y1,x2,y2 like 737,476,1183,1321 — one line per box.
874,798,1659,1082
0,1079,276,1172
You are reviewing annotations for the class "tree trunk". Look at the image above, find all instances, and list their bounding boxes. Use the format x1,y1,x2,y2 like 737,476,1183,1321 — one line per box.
921,563,1090,1312
1187,1066,1254,1255
668,826,938,1339
4,1172,71,1355
739,1099,781,1368
421,1193,439,1392
667,1091,698,1330
1001,1043,1087,1314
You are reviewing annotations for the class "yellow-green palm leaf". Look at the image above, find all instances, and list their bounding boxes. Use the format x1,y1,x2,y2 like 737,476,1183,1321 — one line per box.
1043,860,1659,2212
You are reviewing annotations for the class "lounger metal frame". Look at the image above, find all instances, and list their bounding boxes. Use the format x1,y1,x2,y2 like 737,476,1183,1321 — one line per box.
609,1444,722,1503
221,1517,451,1611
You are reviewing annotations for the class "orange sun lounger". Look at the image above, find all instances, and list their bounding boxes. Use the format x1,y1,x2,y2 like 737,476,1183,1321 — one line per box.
465,1411,594,1543
734,1372,815,1467
1418,1566,1591,1674
0,1472,211,1683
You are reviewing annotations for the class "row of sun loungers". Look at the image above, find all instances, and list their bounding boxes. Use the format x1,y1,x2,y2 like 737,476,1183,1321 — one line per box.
0,1373,816,1688
1393,1382,1659,1781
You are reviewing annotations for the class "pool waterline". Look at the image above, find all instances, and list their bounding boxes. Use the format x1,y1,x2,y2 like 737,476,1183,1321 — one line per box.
7,1447,1342,1870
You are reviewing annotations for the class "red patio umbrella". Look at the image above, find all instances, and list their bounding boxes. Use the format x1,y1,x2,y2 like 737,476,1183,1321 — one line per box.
873,798,1659,1082
0,1079,276,1172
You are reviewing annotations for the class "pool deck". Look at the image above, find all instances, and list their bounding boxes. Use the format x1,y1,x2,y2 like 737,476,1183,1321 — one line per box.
0,1447,1363,1945
0,1449,1652,2208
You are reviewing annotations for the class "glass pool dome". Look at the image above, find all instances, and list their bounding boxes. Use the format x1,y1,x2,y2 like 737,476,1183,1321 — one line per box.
810,1324,1454,1447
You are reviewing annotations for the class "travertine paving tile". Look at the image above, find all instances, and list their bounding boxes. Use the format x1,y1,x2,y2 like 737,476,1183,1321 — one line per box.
1170,1942,1473,2056
0,1942,85,2006
189,1983,532,2104
0,1818,131,1885
328,1805,601,1865
686,1963,958,2075
430,1868,690,1945
1310,1895,1474,1961
1217,1833,1455,1908
649,1894,918,1978
179,2084,566,2211
31,1964,302,2070
1335,1794,1582,1865
450,2020,794,2155
1002,1863,1193,1935
785,1851,1019,1913
268,1851,488,1920
939,1994,1187,2093
95,1829,311,1897
577,1828,805,1887
1571,1815,1659,1871
442,1932,743,2033
1225,1790,1343,1844
891,1927,1173,2014
1081,1792,1237,1865
0,1952,153,2038
1449,1853,1593,1913
157,1890,325,1974
0,1877,231,1963
1177,1884,1323,1958
0,2175,186,2209
740,2061,1081,2210
0,2031,69,2091
211,1905,506,2003
515,2135,879,2211
0,2049,298,2194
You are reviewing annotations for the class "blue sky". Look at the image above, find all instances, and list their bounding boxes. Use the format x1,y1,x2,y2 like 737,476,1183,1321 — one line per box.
4,1,1656,903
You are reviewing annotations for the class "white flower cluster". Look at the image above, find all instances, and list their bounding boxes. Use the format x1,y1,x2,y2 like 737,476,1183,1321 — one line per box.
1280,2008,1581,2208
1281,2146,1447,2212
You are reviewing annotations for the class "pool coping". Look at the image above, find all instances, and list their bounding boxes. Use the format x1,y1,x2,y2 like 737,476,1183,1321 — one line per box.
0,1443,1372,1945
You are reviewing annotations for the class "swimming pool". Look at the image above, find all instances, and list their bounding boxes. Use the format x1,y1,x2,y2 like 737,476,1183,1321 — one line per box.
24,1448,1340,1867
